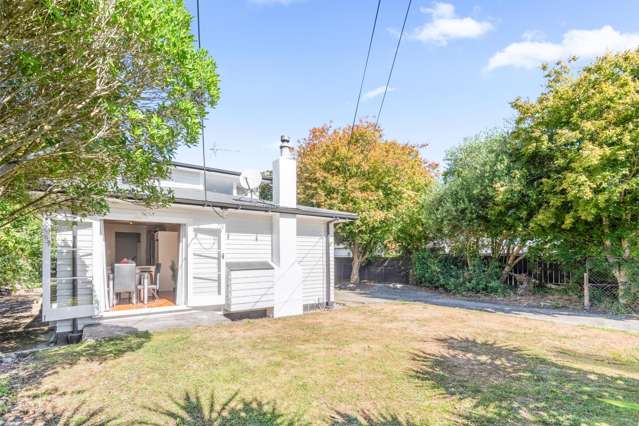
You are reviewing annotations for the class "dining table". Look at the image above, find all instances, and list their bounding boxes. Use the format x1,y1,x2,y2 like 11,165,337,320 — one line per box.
107,265,155,307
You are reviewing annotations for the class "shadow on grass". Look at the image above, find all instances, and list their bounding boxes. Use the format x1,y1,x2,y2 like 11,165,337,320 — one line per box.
411,337,639,425
2,332,150,423
143,389,305,425
35,401,119,425
330,410,416,425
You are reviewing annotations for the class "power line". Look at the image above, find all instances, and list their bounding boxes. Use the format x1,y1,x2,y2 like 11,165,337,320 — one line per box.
375,0,412,127
348,0,382,145
196,0,209,205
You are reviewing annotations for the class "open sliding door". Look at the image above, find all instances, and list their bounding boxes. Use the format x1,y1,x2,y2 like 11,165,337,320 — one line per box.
188,226,223,306
42,216,99,322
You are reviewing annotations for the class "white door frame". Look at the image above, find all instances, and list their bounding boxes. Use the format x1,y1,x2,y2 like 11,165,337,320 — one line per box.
187,223,226,306
99,211,191,311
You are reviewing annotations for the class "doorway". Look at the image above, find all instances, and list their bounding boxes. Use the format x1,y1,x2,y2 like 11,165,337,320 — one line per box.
105,220,181,311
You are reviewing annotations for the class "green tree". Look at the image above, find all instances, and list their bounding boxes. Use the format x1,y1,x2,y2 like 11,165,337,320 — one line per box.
0,0,220,228
0,202,41,292
510,52,639,306
433,131,531,283
297,121,435,283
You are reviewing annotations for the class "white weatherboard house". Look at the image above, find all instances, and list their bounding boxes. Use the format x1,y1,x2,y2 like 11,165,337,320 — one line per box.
41,137,356,338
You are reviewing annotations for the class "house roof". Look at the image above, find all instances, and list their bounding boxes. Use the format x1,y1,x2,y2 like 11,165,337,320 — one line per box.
171,161,272,181
171,187,357,220
168,162,356,220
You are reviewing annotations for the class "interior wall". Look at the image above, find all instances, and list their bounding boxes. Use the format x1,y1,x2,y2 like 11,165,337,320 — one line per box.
104,222,179,267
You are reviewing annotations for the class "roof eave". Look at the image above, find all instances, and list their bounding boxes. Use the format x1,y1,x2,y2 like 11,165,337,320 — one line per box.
171,197,357,220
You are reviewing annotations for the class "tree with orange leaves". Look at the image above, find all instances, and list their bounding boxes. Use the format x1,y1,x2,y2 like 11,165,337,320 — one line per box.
297,121,436,284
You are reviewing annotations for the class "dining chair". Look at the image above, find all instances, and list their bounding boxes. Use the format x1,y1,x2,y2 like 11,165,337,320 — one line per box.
138,263,161,302
114,263,137,305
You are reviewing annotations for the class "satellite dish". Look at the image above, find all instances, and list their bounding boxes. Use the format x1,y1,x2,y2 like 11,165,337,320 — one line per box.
238,169,262,195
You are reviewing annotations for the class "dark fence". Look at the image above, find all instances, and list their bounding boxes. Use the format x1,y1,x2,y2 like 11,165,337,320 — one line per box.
335,256,409,284
503,257,573,287
335,254,575,287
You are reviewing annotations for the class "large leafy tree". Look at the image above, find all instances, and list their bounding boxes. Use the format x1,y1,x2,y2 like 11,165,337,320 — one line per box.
0,0,220,228
433,131,531,282
297,122,435,283
510,52,639,306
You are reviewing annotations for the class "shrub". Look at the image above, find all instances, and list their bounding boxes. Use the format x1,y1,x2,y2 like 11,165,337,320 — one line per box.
0,203,42,292
414,250,507,295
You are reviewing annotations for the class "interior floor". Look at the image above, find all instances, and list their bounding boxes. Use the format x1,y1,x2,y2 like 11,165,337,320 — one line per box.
111,291,176,311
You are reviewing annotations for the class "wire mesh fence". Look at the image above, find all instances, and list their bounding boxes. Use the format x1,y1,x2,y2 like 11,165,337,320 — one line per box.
584,261,618,310
334,256,409,284
583,256,639,313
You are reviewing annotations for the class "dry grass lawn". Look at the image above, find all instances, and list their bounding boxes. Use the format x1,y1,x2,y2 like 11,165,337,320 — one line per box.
3,302,639,425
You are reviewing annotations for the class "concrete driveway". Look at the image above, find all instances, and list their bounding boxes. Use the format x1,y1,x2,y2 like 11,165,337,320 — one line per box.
336,283,639,333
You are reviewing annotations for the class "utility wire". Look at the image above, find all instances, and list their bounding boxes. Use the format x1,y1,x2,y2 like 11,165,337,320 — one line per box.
375,0,412,127
196,0,209,205
348,0,382,145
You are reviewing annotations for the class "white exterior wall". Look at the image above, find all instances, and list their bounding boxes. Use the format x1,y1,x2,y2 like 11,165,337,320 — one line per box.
297,218,326,306
225,269,274,312
225,214,272,262
48,198,337,332
328,221,335,305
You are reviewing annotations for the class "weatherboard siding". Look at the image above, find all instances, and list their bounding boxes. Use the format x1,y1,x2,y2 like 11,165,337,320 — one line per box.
225,215,272,262
225,269,274,311
297,219,326,305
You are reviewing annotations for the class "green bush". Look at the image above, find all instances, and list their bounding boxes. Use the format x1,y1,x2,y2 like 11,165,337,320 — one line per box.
414,250,507,295
0,203,42,293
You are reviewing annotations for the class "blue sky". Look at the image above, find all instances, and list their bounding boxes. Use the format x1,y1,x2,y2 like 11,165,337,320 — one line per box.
177,0,639,172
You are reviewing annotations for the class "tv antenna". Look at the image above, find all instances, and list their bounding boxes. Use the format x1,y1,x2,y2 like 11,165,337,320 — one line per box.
238,169,262,199
210,140,239,158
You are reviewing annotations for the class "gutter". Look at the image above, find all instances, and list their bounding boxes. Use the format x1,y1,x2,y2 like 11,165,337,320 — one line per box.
171,197,357,221
325,218,339,308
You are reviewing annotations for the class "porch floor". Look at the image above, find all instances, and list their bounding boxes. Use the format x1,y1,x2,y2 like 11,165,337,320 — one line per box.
111,291,176,311
83,306,230,341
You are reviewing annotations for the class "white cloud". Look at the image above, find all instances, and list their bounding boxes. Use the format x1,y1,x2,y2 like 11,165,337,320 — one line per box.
411,2,493,45
486,25,639,71
364,86,394,100
521,29,545,42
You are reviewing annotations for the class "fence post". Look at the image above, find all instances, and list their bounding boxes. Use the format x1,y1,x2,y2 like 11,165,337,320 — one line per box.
583,259,590,310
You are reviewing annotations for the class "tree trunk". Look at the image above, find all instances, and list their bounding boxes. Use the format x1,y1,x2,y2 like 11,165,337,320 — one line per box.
605,237,633,307
500,244,524,284
350,244,362,285
500,263,515,283
408,251,416,285
611,264,631,307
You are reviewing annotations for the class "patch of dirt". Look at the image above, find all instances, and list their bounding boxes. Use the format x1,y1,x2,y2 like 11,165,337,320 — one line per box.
455,291,584,311
341,281,614,314
0,290,51,353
